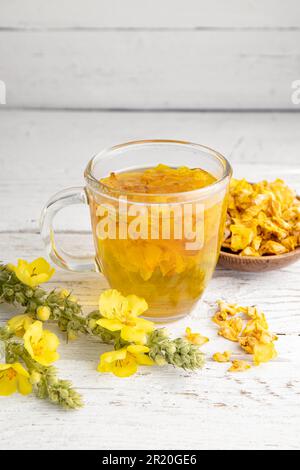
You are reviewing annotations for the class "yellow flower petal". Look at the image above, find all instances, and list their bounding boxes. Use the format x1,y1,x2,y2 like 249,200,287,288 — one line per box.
126,295,148,317
253,342,277,366
134,354,154,366
0,363,32,396
185,327,209,346
7,314,33,337
111,358,138,378
24,321,60,366
98,289,128,319
96,318,124,332
212,351,232,363
0,374,17,396
42,330,60,351
9,258,55,287
121,326,147,344
127,344,150,354
10,363,30,378
133,317,154,333
228,360,251,372
17,375,33,396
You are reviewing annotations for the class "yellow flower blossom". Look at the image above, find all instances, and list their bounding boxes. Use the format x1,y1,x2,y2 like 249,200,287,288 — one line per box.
97,344,154,378
24,321,60,366
185,327,209,346
0,363,32,396
96,290,154,344
212,351,232,363
7,314,33,337
228,360,251,372
8,258,55,287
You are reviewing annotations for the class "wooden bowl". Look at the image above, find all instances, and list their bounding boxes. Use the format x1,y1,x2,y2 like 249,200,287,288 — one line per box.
218,194,300,272
218,247,300,272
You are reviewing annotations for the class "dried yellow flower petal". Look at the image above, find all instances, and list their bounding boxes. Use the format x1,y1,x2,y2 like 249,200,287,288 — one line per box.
185,327,209,346
217,300,240,316
212,311,229,326
212,351,232,363
223,178,300,256
230,225,256,252
253,342,277,366
259,240,288,256
238,336,258,354
228,360,251,372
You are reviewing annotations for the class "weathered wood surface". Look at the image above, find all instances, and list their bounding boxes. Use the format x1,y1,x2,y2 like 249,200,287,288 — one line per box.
1,30,299,109
1,1,300,109
0,110,299,450
2,0,299,29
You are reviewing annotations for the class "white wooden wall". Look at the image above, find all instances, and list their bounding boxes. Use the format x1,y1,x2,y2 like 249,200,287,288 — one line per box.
1,0,300,109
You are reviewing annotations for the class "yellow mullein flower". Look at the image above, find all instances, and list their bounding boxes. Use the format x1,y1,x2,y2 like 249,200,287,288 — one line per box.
7,314,33,337
97,344,154,378
8,258,55,288
96,290,154,344
185,327,209,346
23,321,60,366
0,363,32,396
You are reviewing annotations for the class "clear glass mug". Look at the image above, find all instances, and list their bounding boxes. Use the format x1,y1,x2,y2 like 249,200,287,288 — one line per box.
40,140,232,322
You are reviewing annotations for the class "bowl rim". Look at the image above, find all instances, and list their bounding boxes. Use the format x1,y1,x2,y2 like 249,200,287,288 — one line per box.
220,245,300,261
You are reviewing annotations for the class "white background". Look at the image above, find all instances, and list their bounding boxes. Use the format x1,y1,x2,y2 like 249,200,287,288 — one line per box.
0,0,300,450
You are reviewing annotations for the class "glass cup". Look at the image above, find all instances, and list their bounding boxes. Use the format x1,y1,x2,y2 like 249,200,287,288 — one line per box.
40,140,232,321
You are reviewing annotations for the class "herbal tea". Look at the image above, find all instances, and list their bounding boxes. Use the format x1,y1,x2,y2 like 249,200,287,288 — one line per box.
88,164,228,321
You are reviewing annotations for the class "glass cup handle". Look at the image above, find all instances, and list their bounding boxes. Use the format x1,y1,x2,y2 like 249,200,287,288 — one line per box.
40,187,96,272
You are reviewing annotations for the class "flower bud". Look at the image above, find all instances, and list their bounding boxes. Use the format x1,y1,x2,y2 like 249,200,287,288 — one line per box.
67,331,78,341
154,355,167,366
88,319,97,330
30,371,41,385
36,306,51,322
47,376,58,386
25,288,34,298
60,389,69,399
15,292,26,304
60,289,70,299
4,288,14,297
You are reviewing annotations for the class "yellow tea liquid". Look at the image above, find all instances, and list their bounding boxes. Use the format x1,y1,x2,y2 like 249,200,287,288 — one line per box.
89,164,227,321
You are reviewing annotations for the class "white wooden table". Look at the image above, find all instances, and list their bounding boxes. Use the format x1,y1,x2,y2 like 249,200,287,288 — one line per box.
0,110,299,450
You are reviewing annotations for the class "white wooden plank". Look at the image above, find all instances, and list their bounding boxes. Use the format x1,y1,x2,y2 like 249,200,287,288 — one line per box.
1,0,300,29
0,232,299,334
0,329,299,449
0,31,299,109
1,110,300,232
